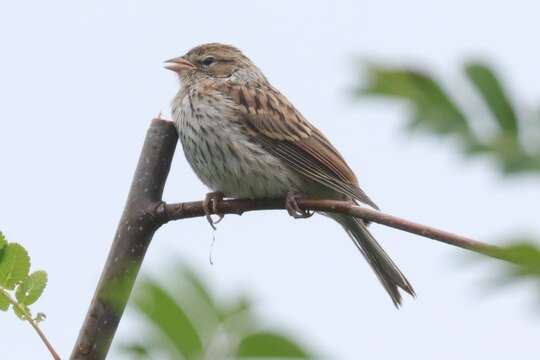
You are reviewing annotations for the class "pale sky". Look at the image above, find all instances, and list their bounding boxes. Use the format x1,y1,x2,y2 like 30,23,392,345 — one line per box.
1,1,540,359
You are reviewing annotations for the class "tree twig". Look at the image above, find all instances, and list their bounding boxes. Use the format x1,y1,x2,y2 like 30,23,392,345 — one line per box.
71,118,505,359
70,118,179,359
0,288,61,360
160,198,503,258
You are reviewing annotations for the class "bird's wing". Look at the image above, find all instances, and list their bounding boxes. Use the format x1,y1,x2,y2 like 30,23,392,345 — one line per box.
209,81,379,209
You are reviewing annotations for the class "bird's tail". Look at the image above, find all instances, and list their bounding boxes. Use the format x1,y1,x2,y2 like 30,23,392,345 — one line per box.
331,214,415,307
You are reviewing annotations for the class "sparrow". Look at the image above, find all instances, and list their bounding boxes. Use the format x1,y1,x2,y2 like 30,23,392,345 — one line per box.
165,43,414,306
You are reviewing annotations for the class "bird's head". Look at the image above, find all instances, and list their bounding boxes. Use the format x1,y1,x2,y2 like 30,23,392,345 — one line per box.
164,43,267,84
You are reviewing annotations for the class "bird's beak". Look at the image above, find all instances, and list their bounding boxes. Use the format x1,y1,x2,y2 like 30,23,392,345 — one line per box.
164,56,196,73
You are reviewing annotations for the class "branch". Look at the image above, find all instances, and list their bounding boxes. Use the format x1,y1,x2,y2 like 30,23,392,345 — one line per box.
160,198,502,259
0,288,61,360
71,118,505,359
70,119,178,359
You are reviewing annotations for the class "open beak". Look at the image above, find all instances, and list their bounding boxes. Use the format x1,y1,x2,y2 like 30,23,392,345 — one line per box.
164,56,196,73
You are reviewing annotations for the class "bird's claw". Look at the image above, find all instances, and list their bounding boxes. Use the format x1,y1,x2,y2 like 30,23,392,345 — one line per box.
203,191,225,230
285,191,313,219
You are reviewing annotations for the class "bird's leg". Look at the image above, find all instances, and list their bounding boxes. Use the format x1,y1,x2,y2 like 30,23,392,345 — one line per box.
203,191,225,230
285,190,314,219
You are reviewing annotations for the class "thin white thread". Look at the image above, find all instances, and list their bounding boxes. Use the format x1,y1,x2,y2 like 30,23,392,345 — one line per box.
209,230,216,266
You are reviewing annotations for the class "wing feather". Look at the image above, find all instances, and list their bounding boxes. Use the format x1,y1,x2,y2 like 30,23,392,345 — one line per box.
209,81,379,209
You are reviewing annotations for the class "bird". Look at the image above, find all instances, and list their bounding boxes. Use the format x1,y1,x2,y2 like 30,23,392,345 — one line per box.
165,43,414,306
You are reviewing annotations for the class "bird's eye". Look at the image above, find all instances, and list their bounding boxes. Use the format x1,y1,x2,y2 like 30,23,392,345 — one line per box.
201,56,215,66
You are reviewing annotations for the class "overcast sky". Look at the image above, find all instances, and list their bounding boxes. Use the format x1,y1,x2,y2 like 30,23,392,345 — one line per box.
1,1,540,359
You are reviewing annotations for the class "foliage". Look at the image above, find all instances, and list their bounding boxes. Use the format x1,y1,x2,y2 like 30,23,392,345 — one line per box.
358,61,540,175
356,60,540,301
482,240,540,289
0,231,48,321
1,231,59,359
120,264,313,359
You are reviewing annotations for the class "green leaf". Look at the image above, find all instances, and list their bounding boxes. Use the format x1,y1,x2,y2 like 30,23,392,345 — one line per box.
223,297,252,319
12,302,29,320
16,270,47,305
361,65,471,137
0,231,6,250
119,343,152,359
483,241,540,278
465,62,519,137
470,240,540,306
180,266,218,313
221,297,255,336
0,291,10,311
237,332,310,358
0,243,31,290
134,279,203,359
356,61,540,176
174,266,225,336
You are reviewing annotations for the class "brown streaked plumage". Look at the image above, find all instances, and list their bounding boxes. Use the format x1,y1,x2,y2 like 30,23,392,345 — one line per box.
206,80,380,209
166,43,414,306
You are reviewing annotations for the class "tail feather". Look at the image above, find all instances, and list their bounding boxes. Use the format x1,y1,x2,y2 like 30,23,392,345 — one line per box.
332,214,415,307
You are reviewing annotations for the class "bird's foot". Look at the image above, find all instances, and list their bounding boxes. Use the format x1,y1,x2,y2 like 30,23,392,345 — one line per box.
285,191,314,219
203,191,225,230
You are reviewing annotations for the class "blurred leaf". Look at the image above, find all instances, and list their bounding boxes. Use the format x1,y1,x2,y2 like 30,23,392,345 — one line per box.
357,61,540,176
222,296,252,320
180,266,216,310
237,332,311,359
123,265,316,359
0,290,10,311
357,60,540,310
16,270,47,305
483,241,540,279
498,151,540,174
221,297,255,336
0,231,6,250
471,240,540,305
118,343,152,359
465,62,519,137
0,243,30,290
362,65,471,137
134,279,203,359
178,265,224,326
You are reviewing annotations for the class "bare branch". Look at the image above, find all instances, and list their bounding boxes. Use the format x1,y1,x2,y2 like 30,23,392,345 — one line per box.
161,198,501,258
70,119,178,360
71,118,504,359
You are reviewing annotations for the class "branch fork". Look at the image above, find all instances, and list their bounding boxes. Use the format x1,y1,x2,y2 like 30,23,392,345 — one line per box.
70,119,502,359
